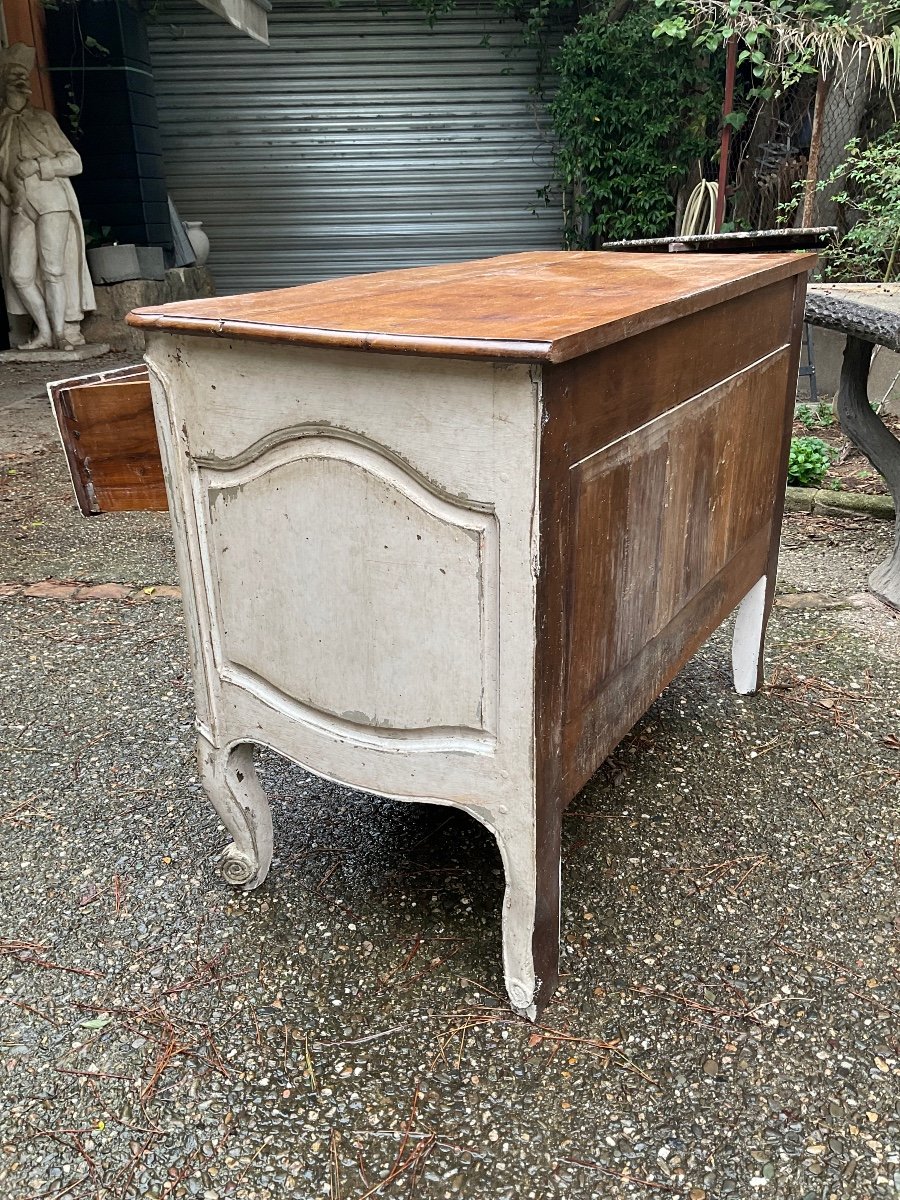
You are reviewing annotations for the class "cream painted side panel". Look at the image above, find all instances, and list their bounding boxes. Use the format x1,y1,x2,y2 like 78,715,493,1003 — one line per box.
147,334,547,1013
144,334,540,812
154,338,526,499
202,435,499,741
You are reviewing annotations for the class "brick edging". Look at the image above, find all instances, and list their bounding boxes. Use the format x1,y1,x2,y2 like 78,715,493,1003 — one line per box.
0,580,181,601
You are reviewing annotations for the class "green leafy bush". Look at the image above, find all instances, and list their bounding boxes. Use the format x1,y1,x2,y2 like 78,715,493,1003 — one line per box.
822,128,900,284
549,7,722,246
796,401,836,429
787,436,832,487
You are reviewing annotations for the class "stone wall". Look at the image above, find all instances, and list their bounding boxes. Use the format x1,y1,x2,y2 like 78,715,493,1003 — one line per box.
81,266,215,351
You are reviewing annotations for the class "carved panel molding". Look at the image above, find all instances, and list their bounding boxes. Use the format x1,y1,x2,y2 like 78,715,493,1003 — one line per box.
193,431,500,754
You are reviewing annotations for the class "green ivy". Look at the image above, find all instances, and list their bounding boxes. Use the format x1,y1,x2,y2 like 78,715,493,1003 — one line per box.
651,0,900,104
370,0,898,248
549,7,723,246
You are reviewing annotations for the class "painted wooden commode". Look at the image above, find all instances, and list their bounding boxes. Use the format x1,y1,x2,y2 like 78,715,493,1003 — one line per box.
127,251,813,1019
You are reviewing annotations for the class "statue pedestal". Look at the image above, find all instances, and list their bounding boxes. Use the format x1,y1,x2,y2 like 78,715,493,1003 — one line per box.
0,343,111,365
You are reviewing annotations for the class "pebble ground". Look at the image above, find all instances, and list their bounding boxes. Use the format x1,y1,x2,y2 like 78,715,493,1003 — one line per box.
0,362,898,1199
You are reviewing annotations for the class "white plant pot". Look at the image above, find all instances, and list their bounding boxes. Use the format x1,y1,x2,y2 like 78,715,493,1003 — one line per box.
184,221,210,266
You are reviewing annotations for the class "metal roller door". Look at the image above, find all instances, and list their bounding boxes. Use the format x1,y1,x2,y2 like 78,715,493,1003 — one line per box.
148,0,562,292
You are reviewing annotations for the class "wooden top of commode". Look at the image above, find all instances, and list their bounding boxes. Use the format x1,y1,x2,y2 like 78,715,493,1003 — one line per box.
128,250,815,364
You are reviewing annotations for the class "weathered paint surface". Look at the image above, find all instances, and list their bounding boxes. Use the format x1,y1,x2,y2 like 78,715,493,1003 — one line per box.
205,436,498,739
137,251,813,1018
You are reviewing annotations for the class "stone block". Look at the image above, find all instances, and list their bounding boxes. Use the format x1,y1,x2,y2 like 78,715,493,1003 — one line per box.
23,580,78,598
812,489,895,520
81,266,215,350
72,583,133,601
784,486,814,513
0,344,111,365
87,244,165,285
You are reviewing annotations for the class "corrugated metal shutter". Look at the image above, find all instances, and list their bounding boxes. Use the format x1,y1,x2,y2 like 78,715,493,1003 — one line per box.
148,0,562,292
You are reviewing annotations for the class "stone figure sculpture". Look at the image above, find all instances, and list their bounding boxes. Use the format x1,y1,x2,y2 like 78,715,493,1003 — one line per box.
0,43,94,351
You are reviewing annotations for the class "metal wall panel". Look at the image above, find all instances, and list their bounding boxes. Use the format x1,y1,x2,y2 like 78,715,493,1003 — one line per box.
148,0,562,292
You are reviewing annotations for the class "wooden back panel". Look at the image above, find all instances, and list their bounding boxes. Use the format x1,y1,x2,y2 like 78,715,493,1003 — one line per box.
537,276,806,803
49,367,167,514
566,349,789,715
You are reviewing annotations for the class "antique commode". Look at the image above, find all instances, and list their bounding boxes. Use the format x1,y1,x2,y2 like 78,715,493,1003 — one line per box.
122,251,813,1018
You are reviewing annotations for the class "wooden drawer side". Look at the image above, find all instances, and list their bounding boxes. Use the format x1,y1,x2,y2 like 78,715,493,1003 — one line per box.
49,365,167,514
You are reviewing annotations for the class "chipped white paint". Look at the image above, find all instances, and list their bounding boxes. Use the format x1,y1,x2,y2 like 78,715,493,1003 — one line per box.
145,334,545,1013
732,574,767,694
196,730,273,889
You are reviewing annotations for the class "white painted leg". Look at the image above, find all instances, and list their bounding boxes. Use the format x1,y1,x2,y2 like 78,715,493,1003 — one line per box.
197,733,273,890
492,815,561,1021
732,575,768,695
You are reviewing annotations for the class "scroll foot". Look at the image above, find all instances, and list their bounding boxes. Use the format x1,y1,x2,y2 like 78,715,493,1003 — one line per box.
197,734,273,891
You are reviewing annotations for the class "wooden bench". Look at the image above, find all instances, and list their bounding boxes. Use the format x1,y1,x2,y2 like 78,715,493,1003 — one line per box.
805,283,900,610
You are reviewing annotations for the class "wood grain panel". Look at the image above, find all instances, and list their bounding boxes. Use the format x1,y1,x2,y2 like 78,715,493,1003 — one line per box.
50,370,166,514
563,523,771,795
127,251,813,363
533,270,804,850
544,277,795,461
564,351,789,718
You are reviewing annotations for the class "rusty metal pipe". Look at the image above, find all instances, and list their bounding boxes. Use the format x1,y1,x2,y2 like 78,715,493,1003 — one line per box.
714,35,738,233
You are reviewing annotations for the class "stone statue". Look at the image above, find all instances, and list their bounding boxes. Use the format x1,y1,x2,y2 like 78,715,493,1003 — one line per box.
0,43,95,352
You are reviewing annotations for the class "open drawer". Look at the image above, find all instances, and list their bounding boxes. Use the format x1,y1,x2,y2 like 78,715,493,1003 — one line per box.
48,364,168,514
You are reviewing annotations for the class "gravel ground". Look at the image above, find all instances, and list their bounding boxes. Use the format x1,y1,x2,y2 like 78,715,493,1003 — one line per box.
0,381,898,1200
0,355,176,588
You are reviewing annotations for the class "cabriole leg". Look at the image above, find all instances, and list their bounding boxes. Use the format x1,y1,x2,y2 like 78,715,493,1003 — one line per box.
732,575,768,695
493,811,561,1021
197,732,273,890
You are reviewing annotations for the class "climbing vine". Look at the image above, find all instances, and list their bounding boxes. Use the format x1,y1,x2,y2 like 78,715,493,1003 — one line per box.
654,0,900,101
550,5,723,245
406,0,724,244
